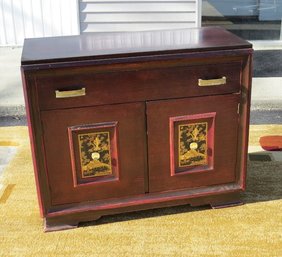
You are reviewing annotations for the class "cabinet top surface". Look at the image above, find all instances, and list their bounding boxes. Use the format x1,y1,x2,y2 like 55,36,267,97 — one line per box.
21,27,252,65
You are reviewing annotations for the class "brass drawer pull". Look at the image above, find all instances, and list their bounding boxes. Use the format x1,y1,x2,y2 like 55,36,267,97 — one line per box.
55,88,86,98
198,76,226,87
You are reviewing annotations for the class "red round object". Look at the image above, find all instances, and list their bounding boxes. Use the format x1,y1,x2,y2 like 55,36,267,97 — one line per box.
259,136,282,151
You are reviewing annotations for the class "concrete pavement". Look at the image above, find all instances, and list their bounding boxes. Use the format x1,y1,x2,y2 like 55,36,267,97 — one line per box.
0,146,17,176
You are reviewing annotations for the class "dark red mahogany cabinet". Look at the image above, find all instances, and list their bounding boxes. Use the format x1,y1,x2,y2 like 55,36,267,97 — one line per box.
21,27,253,232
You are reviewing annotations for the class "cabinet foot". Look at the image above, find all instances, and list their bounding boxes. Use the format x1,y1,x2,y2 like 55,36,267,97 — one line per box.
210,200,243,209
44,215,102,232
44,219,79,232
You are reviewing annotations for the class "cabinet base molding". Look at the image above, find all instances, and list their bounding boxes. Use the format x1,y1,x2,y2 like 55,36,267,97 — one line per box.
44,189,242,232
210,201,244,209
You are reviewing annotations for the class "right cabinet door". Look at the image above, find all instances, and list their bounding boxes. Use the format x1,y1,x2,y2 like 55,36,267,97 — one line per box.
146,94,240,193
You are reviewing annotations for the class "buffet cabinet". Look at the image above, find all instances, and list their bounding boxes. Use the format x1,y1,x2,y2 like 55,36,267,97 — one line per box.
21,27,253,231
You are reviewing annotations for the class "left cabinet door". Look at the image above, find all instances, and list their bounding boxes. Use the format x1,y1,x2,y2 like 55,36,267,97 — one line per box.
41,102,147,205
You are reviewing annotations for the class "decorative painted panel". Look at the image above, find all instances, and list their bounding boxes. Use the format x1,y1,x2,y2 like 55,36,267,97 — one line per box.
170,112,216,176
79,131,112,178
178,122,208,168
68,122,119,187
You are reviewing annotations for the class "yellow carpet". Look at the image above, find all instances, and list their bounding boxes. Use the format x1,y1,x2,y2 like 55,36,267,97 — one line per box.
0,126,281,257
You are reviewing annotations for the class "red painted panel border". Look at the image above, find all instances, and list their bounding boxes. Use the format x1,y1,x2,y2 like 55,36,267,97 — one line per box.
169,112,216,176
68,122,119,187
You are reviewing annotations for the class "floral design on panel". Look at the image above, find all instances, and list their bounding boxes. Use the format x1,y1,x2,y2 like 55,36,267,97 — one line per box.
79,132,112,178
179,122,208,167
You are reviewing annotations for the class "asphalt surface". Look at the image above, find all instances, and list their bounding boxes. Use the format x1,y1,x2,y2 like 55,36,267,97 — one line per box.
254,50,282,77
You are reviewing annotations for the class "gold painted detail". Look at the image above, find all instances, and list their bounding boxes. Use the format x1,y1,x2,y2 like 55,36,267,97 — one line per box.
179,122,208,167
189,142,198,150
78,132,112,178
91,152,100,160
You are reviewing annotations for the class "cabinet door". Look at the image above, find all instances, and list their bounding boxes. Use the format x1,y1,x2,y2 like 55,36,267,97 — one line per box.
146,94,240,192
41,102,147,205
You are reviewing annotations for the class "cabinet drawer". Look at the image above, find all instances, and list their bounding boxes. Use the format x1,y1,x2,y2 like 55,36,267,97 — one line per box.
36,61,242,110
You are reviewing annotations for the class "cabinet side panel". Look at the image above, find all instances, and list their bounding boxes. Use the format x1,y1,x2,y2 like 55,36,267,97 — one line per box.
21,69,51,216
236,52,253,189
